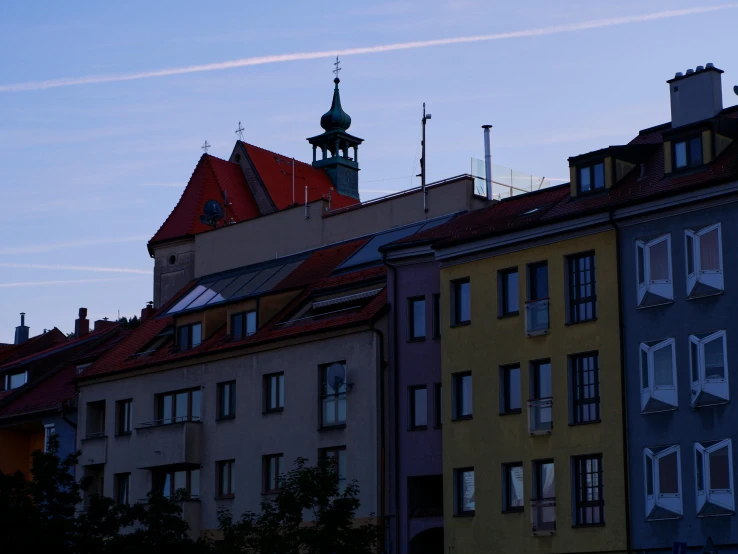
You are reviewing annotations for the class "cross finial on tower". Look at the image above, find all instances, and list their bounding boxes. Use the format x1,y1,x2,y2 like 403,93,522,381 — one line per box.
333,56,341,79
235,121,245,141
201,140,211,154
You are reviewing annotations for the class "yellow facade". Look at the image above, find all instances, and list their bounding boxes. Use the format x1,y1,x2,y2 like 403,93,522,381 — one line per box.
441,230,627,554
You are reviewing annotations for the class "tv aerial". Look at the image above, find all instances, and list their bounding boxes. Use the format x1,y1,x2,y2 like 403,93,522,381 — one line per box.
326,362,347,392
199,200,224,228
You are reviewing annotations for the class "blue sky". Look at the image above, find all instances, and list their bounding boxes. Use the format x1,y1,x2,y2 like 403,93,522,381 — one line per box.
0,0,736,341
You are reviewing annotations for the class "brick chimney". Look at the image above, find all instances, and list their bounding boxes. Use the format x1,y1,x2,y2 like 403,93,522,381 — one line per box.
141,302,156,322
75,307,90,338
94,317,117,332
14,312,29,344
668,63,724,128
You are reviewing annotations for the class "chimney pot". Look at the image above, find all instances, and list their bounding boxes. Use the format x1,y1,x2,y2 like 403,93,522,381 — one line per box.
668,64,724,128
686,68,695,75
696,65,705,72
675,72,684,78
141,304,156,322
706,62,715,69
14,312,30,345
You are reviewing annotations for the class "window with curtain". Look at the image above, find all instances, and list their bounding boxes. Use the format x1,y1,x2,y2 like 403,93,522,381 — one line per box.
685,224,723,297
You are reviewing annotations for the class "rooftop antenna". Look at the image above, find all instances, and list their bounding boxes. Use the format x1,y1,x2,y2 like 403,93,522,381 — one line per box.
235,121,245,141
419,103,432,213
201,140,211,154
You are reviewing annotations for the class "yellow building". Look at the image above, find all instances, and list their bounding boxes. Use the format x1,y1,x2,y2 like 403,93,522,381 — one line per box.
434,187,627,554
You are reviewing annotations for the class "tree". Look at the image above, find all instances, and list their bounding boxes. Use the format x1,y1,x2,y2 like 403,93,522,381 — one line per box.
217,457,378,554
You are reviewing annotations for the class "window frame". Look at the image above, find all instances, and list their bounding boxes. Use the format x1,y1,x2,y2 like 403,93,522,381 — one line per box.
115,399,133,435
673,135,703,170
577,162,606,194
635,234,673,307
639,338,678,413
4,369,28,390
217,460,235,498
409,385,428,430
177,322,202,351
408,296,427,341
685,223,724,297
155,387,201,425
644,445,682,520
452,371,473,421
450,278,471,327
570,352,600,425
264,372,285,413
689,330,729,408
567,252,597,324
85,400,106,439
114,473,131,505
454,467,475,516
263,453,284,494
43,424,55,453
231,310,257,340
432,293,441,339
573,454,605,527
695,439,734,516
502,462,524,513
500,364,522,415
320,362,347,428
320,446,347,492
498,267,520,317
154,467,200,500
217,381,236,420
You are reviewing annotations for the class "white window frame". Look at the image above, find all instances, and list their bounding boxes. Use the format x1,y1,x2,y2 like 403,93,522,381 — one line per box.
644,445,683,519
640,339,678,413
44,424,56,453
4,370,28,390
635,234,673,306
695,439,735,516
685,223,724,297
689,331,729,408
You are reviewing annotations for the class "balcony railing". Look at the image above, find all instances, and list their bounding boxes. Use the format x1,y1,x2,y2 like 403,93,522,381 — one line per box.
135,420,202,468
528,397,553,435
526,299,549,336
531,498,556,536
79,435,107,466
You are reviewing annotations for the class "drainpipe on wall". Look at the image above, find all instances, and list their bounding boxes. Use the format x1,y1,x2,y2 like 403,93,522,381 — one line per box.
372,325,389,554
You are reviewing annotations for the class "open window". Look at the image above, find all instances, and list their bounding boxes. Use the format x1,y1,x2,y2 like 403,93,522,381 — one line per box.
695,439,734,516
690,331,729,408
644,445,682,520
635,235,673,307
640,339,678,413
685,224,723,298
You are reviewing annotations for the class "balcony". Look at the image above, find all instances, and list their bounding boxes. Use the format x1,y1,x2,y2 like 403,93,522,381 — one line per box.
79,434,107,466
525,299,549,336
531,498,556,536
135,420,202,469
528,398,553,435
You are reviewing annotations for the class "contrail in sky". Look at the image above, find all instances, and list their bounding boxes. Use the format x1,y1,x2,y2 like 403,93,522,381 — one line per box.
0,277,145,288
0,263,151,274
1,5,735,92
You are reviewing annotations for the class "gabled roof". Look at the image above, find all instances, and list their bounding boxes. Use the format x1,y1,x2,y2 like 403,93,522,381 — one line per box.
240,142,358,210
0,328,66,366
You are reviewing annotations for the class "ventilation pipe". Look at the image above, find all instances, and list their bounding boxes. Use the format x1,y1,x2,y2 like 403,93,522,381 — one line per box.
14,312,29,344
482,125,493,200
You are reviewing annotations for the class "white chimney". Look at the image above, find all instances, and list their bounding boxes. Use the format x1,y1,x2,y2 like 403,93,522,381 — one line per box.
482,125,493,200
668,63,723,128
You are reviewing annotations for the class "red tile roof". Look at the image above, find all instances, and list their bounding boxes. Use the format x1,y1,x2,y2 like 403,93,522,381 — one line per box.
241,142,358,210
0,328,66,366
0,363,76,418
149,154,260,250
273,238,367,291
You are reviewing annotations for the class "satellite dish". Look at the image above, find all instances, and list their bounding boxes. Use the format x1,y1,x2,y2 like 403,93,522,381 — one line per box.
326,363,346,392
199,200,224,228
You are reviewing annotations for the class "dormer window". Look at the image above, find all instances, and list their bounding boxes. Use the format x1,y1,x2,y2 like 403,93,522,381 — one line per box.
3,370,27,390
673,136,702,170
178,323,202,351
232,310,257,340
578,162,605,194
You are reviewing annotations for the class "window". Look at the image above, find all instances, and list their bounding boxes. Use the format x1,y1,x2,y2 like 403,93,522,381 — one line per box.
451,278,471,326
115,473,131,505
578,162,605,194
217,381,236,420
321,446,347,492
177,322,202,351
264,372,284,412
640,339,678,413
685,224,723,297
44,425,55,453
673,136,702,170
432,294,441,339
231,310,257,340
434,383,442,427
217,460,235,497
503,462,524,513
409,386,428,429
690,331,729,408
500,364,521,415
635,235,673,306
571,353,600,424
532,460,555,534
263,454,283,493
320,362,347,427
4,370,27,390
154,468,200,500
644,445,682,520
568,253,597,323
499,268,519,316
452,372,472,420
526,262,549,335
156,388,201,424
573,455,604,526
529,361,552,434
86,400,106,438
116,399,133,435
454,468,475,516
408,297,426,340
695,439,734,516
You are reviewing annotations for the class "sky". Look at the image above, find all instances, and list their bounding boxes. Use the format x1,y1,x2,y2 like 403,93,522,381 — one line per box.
0,1,737,341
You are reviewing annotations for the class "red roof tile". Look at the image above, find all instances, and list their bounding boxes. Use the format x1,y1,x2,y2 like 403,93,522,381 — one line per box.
241,142,358,210
0,363,76,418
0,329,66,366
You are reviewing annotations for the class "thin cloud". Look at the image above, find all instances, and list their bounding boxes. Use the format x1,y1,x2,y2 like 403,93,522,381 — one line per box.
0,263,150,274
0,235,149,255
1,5,735,92
0,277,145,288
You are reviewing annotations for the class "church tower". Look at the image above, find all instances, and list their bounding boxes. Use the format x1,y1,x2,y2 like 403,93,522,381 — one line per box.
307,60,363,200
